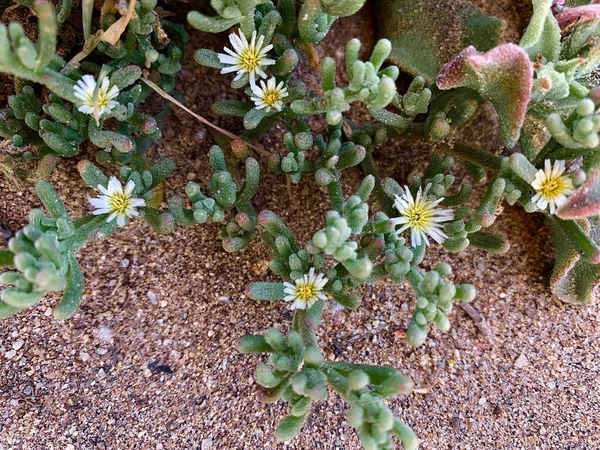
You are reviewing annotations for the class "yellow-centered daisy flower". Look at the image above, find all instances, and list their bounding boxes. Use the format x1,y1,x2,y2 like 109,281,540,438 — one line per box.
531,159,575,214
391,184,454,247
73,75,120,118
250,77,289,112
217,30,275,86
283,268,328,310
88,177,146,227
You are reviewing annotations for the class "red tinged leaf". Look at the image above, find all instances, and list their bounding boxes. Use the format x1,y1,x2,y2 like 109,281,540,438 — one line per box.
549,216,600,303
557,168,600,220
436,44,533,147
556,4,600,29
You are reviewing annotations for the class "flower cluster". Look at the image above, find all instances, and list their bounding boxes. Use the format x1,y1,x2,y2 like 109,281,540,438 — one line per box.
217,29,288,112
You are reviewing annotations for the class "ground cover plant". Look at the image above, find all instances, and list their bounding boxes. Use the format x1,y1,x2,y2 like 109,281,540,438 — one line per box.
1,0,600,448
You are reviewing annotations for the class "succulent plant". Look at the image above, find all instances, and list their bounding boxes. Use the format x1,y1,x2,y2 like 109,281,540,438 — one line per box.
4,0,600,448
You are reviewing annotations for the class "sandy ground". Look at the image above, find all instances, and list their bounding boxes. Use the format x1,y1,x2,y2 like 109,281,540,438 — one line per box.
1,2,600,450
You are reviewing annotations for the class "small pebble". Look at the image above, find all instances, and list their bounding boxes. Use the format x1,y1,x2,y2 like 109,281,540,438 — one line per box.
23,386,33,396
217,296,231,304
478,397,487,405
201,438,213,450
121,259,130,268
514,353,528,369
5,350,16,359
12,339,24,350
98,327,113,342
147,291,158,305
80,351,91,362
97,368,107,379
187,172,197,181
195,129,207,141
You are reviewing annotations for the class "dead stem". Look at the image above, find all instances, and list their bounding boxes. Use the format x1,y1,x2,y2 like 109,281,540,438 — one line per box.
141,78,269,158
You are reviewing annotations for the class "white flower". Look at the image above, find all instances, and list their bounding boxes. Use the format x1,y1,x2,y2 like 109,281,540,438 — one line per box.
217,30,275,86
250,77,289,112
73,75,120,118
283,268,328,310
531,159,576,214
88,177,146,227
391,184,454,247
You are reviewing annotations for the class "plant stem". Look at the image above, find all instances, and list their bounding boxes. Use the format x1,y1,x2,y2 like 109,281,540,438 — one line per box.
533,137,558,165
327,180,344,212
406,266,424,291
439,142,502,171
292,300,324,347
361,150,394,216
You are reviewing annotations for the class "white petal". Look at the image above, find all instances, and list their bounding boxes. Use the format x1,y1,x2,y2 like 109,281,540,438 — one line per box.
124,180,136,196
107,177,122,195
129,198,146,208
89,197,109,208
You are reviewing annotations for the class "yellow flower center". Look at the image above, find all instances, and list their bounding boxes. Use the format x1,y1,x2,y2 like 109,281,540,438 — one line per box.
240,48,259,71
109,192,129,213
405,203,431,230
263,90,280,106
539,176,565,199
96,91,111,108
297,283,316,301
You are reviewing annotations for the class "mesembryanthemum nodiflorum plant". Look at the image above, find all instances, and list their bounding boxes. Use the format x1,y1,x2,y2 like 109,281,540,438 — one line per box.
4,0,600,448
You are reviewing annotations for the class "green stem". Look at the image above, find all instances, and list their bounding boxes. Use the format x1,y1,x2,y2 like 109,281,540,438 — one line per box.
547,146,591,162
292,300,324,347
361,150,394,215
0,250,15,267
321,361,400,384
327,180,344,212
584,149,600,171
533,137,558,165
439,142,502,171
406,266,424,291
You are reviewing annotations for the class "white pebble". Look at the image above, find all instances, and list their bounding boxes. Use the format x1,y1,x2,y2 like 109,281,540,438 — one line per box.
201,438,213,450
514,353,528,369
12,339,24,350
97,368,107,379
478,397,487,405
147,291,158,305
5,350,16,359
80,351,90,362
97,326,113,342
